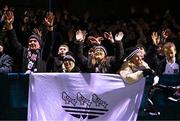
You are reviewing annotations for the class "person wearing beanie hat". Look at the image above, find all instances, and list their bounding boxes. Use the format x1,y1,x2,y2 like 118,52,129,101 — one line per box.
74,30,124,73
28,34,42,50
94,45,107,56
46,43,72,72
4,10,54,73
123,47,141,62
59,55,81,73
93,45,107,61
117,46,155,84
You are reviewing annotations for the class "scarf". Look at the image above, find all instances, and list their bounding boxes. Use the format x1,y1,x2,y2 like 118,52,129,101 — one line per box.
26,49,40,73
94,60,108,73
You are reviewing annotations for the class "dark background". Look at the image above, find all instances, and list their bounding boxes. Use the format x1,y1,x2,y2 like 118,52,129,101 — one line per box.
1,0,179,18
0,1,180,120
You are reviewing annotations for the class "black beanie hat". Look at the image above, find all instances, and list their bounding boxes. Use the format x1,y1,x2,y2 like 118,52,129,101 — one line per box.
124,47,141,62
29,34,42,46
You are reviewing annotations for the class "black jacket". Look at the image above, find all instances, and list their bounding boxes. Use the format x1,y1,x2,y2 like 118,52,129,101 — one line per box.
6,29,53,72
145,44,164,71
74,41,124,73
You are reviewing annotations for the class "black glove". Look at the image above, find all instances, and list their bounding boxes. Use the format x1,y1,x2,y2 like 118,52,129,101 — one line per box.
142,69,154,77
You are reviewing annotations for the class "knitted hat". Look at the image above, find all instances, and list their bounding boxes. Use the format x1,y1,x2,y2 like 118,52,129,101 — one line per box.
63,55,75,62
94,45,107,55
28,34,42,46
124,47,141,62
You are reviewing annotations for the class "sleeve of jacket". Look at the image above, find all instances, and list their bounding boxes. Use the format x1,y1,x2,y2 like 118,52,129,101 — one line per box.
74,41,88,65
42,31,55,61
146,44,158,59
6,29,23,58
155,59,166,75
118,63,144,84
145,44,161,70
0,54,13,73
114,41,124,61
109,41,124,72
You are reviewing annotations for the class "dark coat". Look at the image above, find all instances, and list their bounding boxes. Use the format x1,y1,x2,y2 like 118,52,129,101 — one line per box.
0,53,13,73
145,44,164,71
6,29,53,72
47,56,63,72
58,65,81,73
74,41,124,73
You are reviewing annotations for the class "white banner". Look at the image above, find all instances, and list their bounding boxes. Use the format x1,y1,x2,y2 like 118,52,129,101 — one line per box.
28,73,145,121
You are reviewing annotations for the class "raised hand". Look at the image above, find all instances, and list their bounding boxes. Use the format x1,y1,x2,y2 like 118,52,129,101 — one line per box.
151,32,160,46
76,30,87,42
44,11,55,31
104,32,114,43
88,36,104,45
4,11,14,23
115,32,124,41
3,10,14,30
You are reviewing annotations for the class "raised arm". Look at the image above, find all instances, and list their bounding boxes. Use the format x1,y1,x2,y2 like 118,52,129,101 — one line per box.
74,29,87,58
42,11,55,61
104,31,124,62
4,10,23,57
114,32,124,61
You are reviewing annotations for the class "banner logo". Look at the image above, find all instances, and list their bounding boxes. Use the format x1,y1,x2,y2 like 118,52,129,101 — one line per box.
62,91,109,119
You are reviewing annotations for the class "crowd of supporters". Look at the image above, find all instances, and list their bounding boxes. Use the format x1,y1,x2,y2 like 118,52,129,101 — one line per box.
0,4,180,116
0,5,180,73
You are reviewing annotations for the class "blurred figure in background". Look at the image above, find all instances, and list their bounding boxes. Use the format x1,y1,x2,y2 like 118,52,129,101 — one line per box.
0,40,13,73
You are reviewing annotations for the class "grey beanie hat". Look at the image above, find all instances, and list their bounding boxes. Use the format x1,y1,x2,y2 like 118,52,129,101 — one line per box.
63,55,75,62
94,45,107,55
29,34,42,46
